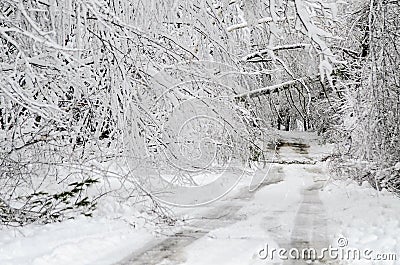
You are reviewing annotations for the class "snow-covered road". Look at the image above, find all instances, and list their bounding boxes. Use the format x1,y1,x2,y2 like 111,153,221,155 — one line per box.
116,133,336,264
1,132,399,265
116,133,400,265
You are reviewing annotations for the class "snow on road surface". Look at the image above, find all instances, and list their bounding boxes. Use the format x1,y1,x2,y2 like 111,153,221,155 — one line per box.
1,132,399,265
117,132,400,265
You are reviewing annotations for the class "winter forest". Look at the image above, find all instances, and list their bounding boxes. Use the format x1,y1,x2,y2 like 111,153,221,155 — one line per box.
0,0,399,264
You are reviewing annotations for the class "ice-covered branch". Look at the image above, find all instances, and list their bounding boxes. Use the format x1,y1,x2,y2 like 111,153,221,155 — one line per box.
294,0,335,58
234,79,301,99
226,16,287,32
242,43,310,61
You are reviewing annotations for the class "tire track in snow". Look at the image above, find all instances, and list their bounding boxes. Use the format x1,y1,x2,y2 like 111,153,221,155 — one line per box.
280,142,334,264
288,183,332,264
116,138,334,265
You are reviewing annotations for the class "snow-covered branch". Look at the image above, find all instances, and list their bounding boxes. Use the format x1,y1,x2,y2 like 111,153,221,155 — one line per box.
242,43,310,61
235,79,301,99
226,16,287,32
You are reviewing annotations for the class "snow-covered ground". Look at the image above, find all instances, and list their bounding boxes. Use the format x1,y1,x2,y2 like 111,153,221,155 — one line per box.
322,180,400,265
1,132,399,265
0,214,154,265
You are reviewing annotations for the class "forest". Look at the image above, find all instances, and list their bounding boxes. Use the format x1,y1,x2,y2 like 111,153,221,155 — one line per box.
0,0,399,227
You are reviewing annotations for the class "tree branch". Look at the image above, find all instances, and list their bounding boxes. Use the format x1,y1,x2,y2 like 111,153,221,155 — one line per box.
226,16,288,32
242,43,310,61
234,79,300,99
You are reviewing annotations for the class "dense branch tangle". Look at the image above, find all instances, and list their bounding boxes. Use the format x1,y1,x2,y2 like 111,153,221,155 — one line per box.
222,0,339,131
0,0,341,224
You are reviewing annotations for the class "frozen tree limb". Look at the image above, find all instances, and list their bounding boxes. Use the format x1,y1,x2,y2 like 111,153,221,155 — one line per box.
242,43,310,61
235,79,300,99
226,16,288,32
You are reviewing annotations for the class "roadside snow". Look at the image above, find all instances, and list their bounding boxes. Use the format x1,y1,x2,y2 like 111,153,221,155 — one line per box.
0,195,157,265
321,180,400,264
0,215,153,265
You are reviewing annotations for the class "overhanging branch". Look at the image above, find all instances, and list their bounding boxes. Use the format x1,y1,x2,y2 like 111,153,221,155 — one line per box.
227,17,285,32
243,43,309,62
234,79,301,100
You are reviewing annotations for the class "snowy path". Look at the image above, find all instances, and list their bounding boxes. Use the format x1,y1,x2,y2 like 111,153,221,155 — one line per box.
116,134,335,265
2,133,398,265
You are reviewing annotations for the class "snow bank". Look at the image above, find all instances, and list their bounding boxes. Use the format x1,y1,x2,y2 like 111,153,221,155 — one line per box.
321,180,400,264
0,215,153,265
0,194,157,265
